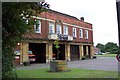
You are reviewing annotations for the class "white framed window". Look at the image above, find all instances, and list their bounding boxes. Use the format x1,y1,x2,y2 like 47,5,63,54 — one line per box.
56,24,62,34
79,29,83,38
49,22,55,33
85,30,88,39
73,27,77,37
63,26,68,35
34,20,41,33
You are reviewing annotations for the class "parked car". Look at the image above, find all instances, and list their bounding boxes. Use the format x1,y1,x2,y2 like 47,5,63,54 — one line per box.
28,51,36,62
14,51,20,65
94,52,97,55
14,50,36,63
14,51,20,55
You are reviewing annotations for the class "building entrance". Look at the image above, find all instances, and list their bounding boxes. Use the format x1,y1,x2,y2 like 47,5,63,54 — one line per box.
70,45,80,61
53,44,65,60
29,43,46,63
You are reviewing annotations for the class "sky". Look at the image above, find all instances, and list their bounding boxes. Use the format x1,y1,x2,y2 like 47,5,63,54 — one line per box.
46,0,119,46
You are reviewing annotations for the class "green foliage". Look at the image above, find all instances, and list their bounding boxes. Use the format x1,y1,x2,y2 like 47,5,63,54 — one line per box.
96,43,105,53
54,40,60,49
2,2,48,79
105,42,119,54
96,42,119,54
54,40,60,60
2,45,17,79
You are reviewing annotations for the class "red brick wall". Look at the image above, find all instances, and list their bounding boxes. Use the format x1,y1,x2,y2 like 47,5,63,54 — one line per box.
14,45,20,51
41,20,49,39
40,11,92,29
25,10,93,43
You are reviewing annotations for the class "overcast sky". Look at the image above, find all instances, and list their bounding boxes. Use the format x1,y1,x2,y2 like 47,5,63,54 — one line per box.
46,0,119,46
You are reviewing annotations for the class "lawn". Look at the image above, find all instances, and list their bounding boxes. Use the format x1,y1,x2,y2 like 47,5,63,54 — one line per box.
16,68,118,78
96,54,117,57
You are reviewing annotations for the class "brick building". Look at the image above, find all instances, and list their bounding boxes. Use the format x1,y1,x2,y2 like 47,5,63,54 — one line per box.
15,9,94,65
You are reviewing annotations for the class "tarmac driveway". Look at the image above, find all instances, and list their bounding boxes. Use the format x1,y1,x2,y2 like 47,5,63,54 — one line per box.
68,57,118,71
16,57,118,71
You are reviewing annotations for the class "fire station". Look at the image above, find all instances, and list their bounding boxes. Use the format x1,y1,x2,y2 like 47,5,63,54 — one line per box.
15,9,94,65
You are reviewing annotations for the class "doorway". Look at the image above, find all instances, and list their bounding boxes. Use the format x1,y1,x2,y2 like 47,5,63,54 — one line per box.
29,43,46,63
53,44,65,60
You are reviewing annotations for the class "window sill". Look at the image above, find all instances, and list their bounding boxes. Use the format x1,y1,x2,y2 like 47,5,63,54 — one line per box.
85,38,88,40
79,37,83,39
35,32,41,34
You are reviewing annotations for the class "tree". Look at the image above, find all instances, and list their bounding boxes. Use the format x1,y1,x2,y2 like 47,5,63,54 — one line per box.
96,43,105,53
105,42,119,54
2,2,49,79
54,40,60,60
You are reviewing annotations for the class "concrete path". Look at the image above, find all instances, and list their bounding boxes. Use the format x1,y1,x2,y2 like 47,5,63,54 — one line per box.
16,57,118,71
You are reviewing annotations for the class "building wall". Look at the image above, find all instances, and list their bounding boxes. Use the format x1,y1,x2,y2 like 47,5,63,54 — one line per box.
40,11,92,28
15,10,94,65
25,10,93,43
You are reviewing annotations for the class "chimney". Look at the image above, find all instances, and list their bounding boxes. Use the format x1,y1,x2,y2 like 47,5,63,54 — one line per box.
80,17,84,21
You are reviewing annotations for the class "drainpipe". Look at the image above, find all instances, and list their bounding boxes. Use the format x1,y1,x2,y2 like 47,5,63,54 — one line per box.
116,0,120,74
116,0,120,48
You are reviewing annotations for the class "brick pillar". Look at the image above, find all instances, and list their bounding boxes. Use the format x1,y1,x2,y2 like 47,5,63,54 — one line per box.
65,44,67,61
86,46,89,56
48,43,53,62
80,45,84,59
90,45,94,58
20,43,29,65
46,43,49,63
65,44,70,61
79,45,81,59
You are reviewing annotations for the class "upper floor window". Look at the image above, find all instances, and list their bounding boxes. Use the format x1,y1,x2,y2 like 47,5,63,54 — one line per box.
63,26,68,35
34,20,41,33
56,24,62,34
79,29,83,38
85,30,88,39
73,27,77,37
49,22,55,34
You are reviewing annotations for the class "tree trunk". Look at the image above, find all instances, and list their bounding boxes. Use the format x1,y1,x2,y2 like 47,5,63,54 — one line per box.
56,49,60,60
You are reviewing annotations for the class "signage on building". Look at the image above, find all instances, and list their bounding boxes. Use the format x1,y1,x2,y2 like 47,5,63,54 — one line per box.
58,34,68,40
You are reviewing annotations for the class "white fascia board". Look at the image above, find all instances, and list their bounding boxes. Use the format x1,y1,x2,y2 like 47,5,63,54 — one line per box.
33,16,93,31
63,22,92,31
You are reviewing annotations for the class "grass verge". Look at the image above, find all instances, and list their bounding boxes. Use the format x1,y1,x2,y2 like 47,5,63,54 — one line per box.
16,68,118,78
96,54,117,57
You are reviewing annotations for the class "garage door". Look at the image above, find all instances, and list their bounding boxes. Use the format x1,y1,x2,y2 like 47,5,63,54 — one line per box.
70,45,80,61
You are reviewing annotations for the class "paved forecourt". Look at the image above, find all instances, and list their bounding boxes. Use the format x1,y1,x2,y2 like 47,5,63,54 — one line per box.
17,57,118,71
